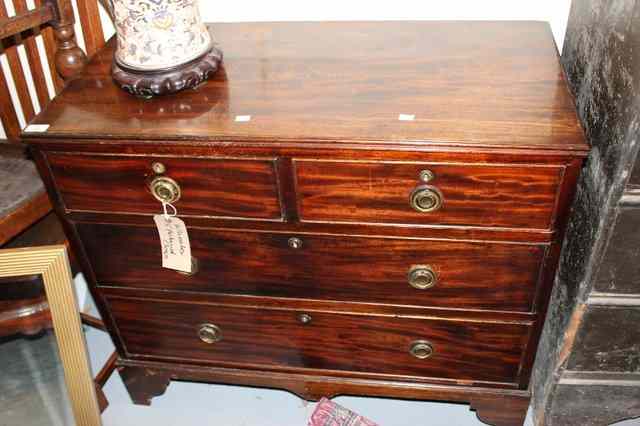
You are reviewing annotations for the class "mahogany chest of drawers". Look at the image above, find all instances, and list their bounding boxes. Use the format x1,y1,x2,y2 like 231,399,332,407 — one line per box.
26,22,588,426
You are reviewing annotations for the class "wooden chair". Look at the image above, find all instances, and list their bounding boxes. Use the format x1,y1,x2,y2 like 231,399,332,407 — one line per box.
0,0,115,412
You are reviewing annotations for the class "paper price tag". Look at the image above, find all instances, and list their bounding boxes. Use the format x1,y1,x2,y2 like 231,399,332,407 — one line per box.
153,214,192,273
24,124,50,132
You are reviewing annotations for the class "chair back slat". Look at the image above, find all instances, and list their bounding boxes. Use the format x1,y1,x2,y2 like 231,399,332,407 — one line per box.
14,0,51,108
0,0,106,140
0,71,21,140
2,46,37,122
33,0,65,94
40,24,65,93
76,0,104,57
0,1,55,39
0,0,36,124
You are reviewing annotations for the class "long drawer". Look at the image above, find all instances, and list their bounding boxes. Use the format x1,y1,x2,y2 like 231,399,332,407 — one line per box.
46,153,282,220
107,296,531,385
295,159,563,230
78,223,546,312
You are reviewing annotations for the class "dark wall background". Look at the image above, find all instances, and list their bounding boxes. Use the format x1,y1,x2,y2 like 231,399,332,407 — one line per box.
532,0,640,424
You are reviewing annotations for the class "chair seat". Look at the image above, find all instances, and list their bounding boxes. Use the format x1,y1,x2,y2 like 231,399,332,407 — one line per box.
0,143,50,245
0,144,45,217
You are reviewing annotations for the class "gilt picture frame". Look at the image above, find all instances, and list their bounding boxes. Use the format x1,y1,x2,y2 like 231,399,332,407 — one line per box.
0,245,102,426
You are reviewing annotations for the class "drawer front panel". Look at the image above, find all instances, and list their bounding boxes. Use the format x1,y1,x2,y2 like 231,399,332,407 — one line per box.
79,223,546,312
295,160,562,229
46,153,282,220
108,297,530,384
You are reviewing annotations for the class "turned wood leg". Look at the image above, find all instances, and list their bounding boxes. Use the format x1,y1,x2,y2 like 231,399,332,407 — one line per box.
52,23,87,79
118,366,172,406
95,384,108,413
470,395,530,426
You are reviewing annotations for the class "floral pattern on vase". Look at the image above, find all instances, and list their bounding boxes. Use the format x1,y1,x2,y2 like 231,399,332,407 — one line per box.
112,0,212,71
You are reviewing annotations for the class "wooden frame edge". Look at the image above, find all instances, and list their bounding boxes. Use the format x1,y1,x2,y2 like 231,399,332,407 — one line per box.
0,245,102,426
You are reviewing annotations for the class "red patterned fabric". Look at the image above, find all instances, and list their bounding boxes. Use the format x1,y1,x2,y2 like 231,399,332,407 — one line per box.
309,398,379,426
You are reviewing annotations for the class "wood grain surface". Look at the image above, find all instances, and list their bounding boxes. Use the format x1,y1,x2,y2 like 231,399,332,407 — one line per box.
107,296,530,385
296,160,563,229
116,357,531,425
27,22,586,153
78,223,546,313
24,21,590,425
46,153,282,219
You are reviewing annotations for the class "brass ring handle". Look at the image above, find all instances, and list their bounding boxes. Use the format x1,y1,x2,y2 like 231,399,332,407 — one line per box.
297,313,312,324
198,323,222,344
410,340,434,359
408,265,437,290
288,237,303,249
409,185,443,213
149,176,181,204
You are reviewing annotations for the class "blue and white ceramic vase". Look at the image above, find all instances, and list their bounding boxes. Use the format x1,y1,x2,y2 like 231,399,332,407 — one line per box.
111,0,212,71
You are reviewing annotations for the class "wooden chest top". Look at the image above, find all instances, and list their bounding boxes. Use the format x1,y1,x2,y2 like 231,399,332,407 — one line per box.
27,21,586,153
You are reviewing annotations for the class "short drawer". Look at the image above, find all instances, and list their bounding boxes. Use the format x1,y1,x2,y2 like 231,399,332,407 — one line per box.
107,296,530,384
78,223,546,312
46,153,282,220
295,160,563,229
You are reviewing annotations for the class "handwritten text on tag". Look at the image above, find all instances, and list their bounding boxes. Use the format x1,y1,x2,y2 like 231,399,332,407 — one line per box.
153,215,192,273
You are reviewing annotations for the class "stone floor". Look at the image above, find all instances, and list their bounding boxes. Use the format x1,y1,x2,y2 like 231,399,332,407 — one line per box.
0,333,73,426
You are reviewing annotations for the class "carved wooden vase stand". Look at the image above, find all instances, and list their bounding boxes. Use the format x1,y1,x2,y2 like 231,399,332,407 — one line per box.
112,46,223,97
